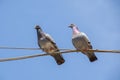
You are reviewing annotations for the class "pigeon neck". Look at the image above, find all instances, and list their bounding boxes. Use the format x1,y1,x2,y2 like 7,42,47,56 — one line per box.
72,27,80,34
36,29,44,40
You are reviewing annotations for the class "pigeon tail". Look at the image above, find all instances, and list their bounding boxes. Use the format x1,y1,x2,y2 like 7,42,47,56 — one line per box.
85,52,97,62
52,53,65,65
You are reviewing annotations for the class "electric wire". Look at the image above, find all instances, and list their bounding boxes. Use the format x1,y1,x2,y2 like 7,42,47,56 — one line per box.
0,49,120,62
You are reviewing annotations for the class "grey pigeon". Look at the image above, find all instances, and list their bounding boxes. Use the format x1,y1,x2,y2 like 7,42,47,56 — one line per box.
69,24,97,62
35,25,65,65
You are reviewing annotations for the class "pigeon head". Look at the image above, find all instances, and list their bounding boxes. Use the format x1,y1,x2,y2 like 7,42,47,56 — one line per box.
68,24,76,28
68,24,79,30
35,25,42,31
69,24,80,34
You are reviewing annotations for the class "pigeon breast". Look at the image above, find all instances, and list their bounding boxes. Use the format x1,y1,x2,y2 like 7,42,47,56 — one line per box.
72,33,89,50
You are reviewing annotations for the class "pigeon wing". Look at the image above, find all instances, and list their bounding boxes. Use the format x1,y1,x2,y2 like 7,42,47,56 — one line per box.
45,33,58,49
81,32,93,49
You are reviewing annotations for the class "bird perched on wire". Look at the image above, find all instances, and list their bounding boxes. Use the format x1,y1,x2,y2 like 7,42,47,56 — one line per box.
35,25,65,65
69,24,97,62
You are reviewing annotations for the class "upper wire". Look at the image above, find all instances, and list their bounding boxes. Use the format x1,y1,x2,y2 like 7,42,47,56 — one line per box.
0,46,71,51
0,46,40,50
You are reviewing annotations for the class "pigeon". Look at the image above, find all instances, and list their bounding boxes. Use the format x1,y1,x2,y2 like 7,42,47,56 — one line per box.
35,25,65,65
69,24,97,62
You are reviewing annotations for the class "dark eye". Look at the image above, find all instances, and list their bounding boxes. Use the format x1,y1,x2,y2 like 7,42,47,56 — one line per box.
88,42,90,44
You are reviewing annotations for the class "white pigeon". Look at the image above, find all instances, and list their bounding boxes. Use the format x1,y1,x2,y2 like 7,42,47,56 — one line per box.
69,24,97,62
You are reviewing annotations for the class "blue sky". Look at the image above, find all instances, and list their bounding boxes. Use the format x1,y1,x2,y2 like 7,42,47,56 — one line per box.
0,0,120,80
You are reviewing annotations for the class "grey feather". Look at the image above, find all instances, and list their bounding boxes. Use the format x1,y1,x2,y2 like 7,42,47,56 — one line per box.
69,24,97,62
35,25,65,65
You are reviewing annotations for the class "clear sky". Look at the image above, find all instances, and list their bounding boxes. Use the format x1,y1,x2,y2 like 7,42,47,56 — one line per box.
0,0,120,80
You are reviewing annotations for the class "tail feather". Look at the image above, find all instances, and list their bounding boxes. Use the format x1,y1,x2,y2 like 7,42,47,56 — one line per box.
84,52,97,62
88,55,97,62
52,53,65,65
